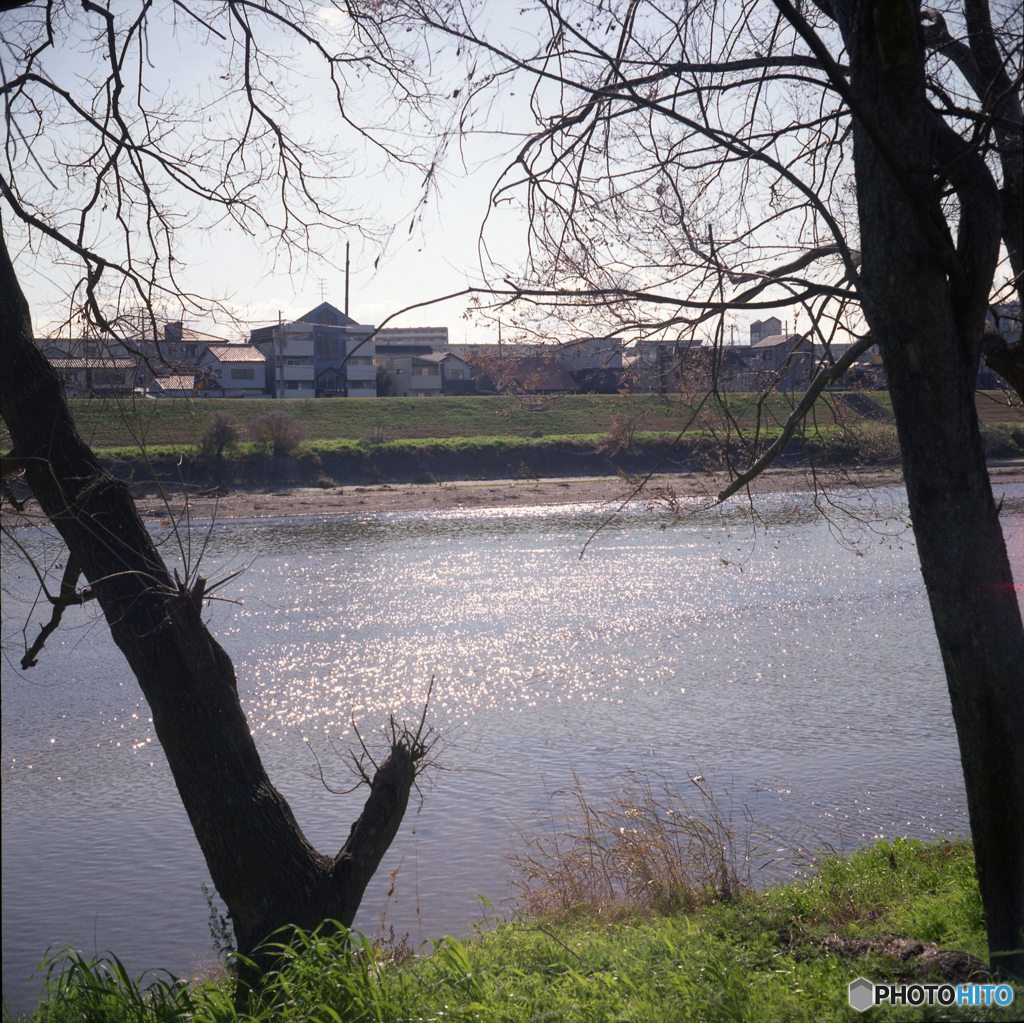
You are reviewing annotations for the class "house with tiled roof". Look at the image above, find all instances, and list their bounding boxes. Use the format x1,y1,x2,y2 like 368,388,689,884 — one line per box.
149,373,202,398
48,355,147,396
745,333,815,390
199,344,267,397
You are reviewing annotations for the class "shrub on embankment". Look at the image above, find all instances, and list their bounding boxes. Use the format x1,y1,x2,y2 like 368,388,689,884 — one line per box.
11,839,1020,1022
102,432,706,488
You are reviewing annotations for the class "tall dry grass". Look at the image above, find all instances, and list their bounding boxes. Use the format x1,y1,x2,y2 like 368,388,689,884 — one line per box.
512,771,760,919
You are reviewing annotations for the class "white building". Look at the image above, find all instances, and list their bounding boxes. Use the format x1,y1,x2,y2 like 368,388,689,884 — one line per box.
377,351,473,396
425,352,473,393
746,333,815,389
199,345,267,397
378,353,442,397
375,326,449,352
255,323,316,397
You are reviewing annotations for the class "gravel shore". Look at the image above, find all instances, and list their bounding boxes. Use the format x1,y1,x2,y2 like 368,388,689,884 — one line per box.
5,463,1022,527
127,463,1020,521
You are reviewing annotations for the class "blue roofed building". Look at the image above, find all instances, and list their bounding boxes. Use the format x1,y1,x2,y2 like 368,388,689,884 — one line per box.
250,302,377,397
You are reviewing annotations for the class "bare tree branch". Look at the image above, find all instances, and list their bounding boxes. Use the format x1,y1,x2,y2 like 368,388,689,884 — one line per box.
20,553,94,669
715,334,875,503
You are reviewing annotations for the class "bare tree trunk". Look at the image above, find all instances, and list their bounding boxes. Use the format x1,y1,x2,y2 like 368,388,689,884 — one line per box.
0,229,422,972
833,0,1024,977
886,334,1024,979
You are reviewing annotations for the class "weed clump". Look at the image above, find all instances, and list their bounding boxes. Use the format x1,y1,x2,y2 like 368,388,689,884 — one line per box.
512,771,756,919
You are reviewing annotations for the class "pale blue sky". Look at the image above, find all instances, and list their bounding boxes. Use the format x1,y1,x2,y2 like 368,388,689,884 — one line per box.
4,0,538,343
10,0,985,349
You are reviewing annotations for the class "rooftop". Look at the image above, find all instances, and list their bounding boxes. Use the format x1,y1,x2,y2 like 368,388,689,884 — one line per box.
152,374,197,391
205,344,266,363
751,333,809,348
50,357,139,369
418,351,466,364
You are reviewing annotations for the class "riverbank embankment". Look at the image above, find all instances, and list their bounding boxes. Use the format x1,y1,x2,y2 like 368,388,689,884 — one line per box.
3,391,1020,524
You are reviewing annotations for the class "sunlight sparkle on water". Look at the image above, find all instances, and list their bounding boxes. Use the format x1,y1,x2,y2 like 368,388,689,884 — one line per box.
3,486,1003,1020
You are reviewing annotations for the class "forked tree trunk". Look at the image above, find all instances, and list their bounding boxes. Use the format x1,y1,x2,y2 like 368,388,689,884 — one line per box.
833,0,1024,977
0,231,421,973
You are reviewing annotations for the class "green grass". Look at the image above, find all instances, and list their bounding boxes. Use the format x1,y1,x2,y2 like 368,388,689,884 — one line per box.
90,423,1024,469
5,392,1017,466
10,840,1020,1022
13,392,1017,453
53,392,782,449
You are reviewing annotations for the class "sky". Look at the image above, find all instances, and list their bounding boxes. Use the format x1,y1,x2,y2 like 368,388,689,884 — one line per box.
2,0,550,345
9,0,1004,350
0,0,878,350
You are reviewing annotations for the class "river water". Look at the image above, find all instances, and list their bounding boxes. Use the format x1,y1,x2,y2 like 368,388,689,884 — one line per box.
3,483,1022,1015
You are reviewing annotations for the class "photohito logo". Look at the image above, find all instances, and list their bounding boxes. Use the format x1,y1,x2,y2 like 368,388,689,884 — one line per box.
848,977,1016,1013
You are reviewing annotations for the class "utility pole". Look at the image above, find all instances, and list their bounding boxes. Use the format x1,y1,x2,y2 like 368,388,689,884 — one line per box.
277,309,284,398
345,241,350,318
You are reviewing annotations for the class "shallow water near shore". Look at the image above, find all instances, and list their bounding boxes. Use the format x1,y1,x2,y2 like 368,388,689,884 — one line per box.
3,483,1022,1015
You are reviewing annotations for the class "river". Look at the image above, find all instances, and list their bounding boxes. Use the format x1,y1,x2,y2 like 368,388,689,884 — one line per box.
3,483,1022,1015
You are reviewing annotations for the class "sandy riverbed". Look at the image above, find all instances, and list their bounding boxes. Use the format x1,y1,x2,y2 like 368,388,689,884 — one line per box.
4,463,1022,526
126,463,1023,521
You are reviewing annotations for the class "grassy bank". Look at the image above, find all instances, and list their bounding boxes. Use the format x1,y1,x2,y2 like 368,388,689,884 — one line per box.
3,392,1016,491
10,839,1020,1022
64,392,858,448
8,391,1020,453
80,421,1021,493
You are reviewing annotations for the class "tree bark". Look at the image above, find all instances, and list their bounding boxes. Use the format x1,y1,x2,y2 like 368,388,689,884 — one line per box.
0,228,421,973
833,0,1024,978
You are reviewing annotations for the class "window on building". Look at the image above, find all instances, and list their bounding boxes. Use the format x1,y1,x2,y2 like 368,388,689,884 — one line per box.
316,336,340,361
230,366,256,380
93,369,127,386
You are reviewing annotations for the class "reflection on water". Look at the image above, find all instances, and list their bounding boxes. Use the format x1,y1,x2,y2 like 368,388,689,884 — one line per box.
2,485,1021,1015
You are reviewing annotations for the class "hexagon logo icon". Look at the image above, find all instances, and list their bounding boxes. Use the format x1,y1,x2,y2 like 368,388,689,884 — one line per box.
848,977,875,1013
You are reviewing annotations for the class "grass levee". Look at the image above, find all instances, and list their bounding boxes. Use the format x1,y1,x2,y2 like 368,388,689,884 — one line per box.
4,393,1017,490
5,392,1018,453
